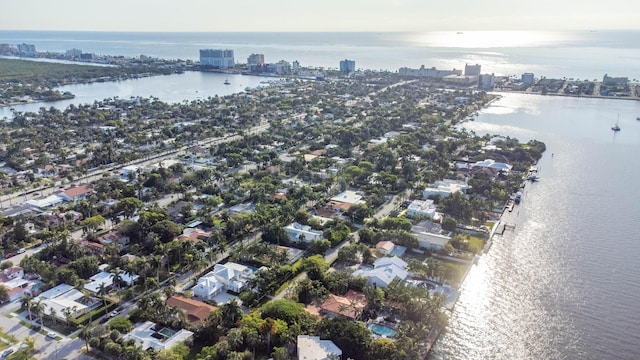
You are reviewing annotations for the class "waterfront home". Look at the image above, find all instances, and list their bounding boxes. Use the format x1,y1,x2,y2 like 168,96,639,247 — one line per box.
352,256,408,289
123,321,194,351
297,335,342,360
191,262,255,299
411,220,451,250
284,222,324,243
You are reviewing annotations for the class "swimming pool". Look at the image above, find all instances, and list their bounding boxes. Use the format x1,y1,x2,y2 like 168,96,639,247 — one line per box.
158,328,177,338
369,323,396,338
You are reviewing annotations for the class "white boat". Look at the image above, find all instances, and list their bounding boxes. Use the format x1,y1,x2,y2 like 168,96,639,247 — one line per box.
612,114,621,131
224,77,230,85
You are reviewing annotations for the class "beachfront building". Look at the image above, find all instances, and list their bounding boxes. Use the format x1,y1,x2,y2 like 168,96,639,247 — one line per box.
200,49,235,69
297,335,342,360
521,72,535,85
339,59,355,74
465,63,482,76
191,262,255,299
123,321,193,351
422,180,471,200
352,256,408,288
284,222,323,243
407,199,437,219
398,65,462,79
479,73,496,90
17,43,36,57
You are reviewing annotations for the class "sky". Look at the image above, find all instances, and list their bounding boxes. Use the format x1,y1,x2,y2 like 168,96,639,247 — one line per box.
1,0,639,32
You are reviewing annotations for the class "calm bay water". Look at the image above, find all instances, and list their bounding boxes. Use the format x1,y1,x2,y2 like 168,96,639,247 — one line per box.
433,94,640,359
0,71,271,119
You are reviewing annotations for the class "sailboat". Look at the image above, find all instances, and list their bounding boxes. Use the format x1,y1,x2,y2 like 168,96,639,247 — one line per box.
612,114,621,131
224,76,230,85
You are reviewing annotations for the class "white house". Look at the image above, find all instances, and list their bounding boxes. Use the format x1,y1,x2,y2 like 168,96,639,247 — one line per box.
297,335,342,360
83,271,139,293
407,199,436,219
123,321,193,351
330,191,364,206
352,256,408,288
192,262,255,299
25,195,64,210
284,222,323,243
422,180,471,199
34,284,93,321
471,159,513,173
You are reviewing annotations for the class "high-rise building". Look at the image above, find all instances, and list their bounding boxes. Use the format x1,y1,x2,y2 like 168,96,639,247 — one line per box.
478,74,496,90
464,63,481,76
521,73,535,85
199,49,235,69
292,60,300,75
247,53,265,65
17,43,36,57
339,59,356,74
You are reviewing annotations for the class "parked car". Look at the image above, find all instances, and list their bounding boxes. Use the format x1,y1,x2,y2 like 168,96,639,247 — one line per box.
17,248,26,254
31,323,41,331
1,349,14,358
46,332,57,339
5,252,15,258
109,310,119,318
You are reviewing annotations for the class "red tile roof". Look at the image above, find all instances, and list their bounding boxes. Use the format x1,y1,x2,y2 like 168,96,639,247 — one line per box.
167,296,217,324
320,290,367,320
63,185,93,198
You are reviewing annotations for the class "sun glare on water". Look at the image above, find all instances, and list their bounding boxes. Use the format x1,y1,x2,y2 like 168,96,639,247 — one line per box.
413,31,564,48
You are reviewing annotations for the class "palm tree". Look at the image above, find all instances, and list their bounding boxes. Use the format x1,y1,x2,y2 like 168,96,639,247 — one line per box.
98,282,109,309
78,324,92,353
21,295,33,321
33,300,46,328
111,267,124,292
259,317,278,354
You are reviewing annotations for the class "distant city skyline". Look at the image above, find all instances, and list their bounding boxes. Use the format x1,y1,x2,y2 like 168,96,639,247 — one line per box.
1,0,639,32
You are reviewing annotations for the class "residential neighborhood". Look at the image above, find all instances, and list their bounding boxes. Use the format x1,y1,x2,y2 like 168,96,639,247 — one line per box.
0,64,545,360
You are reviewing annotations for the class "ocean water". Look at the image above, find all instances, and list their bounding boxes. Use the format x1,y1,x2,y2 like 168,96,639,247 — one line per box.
1,30,640,79
432,94,640,359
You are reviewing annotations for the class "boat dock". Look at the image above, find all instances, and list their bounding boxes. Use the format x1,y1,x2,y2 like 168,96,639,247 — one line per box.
496,222,516,235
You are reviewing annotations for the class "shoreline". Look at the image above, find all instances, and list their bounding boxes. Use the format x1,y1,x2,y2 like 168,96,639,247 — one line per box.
493,89,640,102
425,161,539,359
